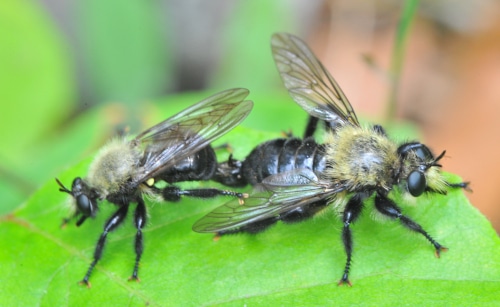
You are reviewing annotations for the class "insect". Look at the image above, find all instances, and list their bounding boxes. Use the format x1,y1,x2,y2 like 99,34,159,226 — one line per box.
56,88,253,286
193,33,470,286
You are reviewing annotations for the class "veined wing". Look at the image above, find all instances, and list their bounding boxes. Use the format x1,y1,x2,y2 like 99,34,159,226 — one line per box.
193,169,342,233
271,32,359,128
132,88,252,184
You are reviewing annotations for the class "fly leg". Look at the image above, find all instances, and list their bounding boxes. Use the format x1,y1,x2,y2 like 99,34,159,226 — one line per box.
338,194,364,286
303,116,319,138
129,198,147,282
303,116,340,137
162,186,248,203
374,193,447,257
447,181,471,191
81,204,129,287
372,124,387,136
217,216,280,236
280,201,328,224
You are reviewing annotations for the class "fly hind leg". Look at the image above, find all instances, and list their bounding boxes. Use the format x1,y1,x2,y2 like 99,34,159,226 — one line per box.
162,186,248,203
216,216,280,237
280,201,328,224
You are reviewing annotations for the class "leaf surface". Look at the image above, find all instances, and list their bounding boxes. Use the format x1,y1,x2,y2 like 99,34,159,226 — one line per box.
1,125,499,306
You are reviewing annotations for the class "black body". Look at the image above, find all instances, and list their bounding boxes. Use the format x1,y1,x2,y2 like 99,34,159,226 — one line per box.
242,137,326,185
69,147,244,286
213,134,330,234
195,33,470,286
56,88,253,286
157,146,218,183
215,137,326,187
210,118,464,284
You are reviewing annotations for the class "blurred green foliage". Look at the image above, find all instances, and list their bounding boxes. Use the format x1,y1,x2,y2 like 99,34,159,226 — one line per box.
0,0,301,213
0,1,74,213
210,0,298,90
76,0,171,113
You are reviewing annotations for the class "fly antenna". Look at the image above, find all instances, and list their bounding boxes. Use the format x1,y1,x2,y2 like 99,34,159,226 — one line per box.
431,150,446,167
55,178,72,194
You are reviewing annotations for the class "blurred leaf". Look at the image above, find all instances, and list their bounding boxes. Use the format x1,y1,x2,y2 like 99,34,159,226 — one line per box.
76,0,171,119
1,124,498,306
210,0,299,91
0,0,75,211
0,101,130,215
0,0,74,159
386,0,419,121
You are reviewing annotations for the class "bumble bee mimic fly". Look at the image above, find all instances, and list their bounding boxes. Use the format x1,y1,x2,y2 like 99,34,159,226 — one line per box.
194,33,470,286
56,88,252,286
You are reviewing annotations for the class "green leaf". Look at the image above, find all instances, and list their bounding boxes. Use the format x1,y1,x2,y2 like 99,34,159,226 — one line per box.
1,125,499,306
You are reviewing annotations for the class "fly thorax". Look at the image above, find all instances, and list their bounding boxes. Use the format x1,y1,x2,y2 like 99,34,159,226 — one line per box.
324,126,399,191
87,138,142,196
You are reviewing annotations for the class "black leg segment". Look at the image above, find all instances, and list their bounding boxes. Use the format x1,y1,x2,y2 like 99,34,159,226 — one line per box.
372,124,387,136
217,216,280,236
162,185,247,202
374,192,447,257
129,197,147,282
304,116,319,138
447,181,471,191
338,193,364,286
81,204,130,287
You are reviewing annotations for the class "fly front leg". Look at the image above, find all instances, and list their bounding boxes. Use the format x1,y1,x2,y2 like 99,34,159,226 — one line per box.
61,212,89,228
129,198,147,282
81,204,129,287
447,181,471,191
374,193,447,257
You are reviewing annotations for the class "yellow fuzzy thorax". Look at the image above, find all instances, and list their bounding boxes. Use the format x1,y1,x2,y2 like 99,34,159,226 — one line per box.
322,126,399,193
87,138,142,196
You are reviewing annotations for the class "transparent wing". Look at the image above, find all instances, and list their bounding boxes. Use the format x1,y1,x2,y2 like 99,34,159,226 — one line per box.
192,169,343,233
131,88,253,184
271,32,360,128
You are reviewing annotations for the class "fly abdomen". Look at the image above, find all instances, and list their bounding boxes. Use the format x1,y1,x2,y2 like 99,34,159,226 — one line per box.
244,139,285,184
241,137,326,185
157,146,217,183
295,137,327,173
277,138,303,173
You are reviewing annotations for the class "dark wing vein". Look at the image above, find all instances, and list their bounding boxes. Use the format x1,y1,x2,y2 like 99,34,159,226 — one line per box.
193,169,343,233
131,88,252,183
271,32,360,128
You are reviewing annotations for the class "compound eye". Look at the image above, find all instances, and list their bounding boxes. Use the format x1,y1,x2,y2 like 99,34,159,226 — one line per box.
407,171,426,197
76,194,94,217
